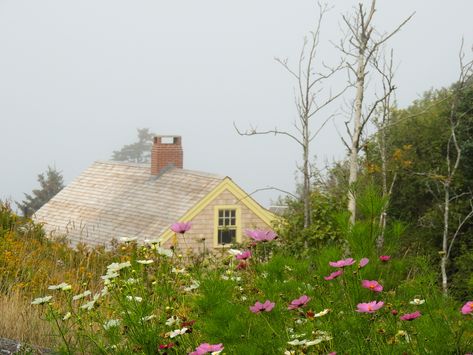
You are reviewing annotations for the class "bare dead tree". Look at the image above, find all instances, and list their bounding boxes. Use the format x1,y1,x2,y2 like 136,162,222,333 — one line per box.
371,49,398,249
234,3,347,230
338,0,414,224
439,41,473,295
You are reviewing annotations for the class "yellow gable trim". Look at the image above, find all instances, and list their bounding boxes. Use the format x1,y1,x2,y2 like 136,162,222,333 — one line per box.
159,177,276,245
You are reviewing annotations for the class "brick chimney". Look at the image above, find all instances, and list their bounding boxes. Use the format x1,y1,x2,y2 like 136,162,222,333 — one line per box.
151,136,183,175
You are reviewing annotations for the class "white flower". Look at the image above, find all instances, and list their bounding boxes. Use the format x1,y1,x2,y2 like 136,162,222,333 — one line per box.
144,238,160,245
119,237,137,243
126,296,143,302
294,318,307,325
287,339,307,346
107,261,132,273
228,249,242,256
137,259,154,265
172,267,187,274
48,282,71,291
165,316,180,326
31,296,53,305
284,351,296,355
287,333,332,347
221,275,241,282
101,272,119,280
183,280,200,292
313,330,330,337
81,300,95,311
62,312,72,321
100,287,109,297
396,330,411,343
311,330,332,344
167,327,188,338
305,339,322,347
103,319,120,330
141,314,156,322
290,333,306,339
125,278,138,285
409,298,425,305
241,296,247,301
72,290,92,301
157,247,173,257
81,294,100,310
313,308,330,317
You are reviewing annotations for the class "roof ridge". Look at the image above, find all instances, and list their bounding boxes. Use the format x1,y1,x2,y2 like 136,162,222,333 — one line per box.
93,160,224,179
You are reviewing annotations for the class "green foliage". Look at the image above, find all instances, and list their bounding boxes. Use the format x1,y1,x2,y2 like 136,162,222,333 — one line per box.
363,81,473,297
276,189,343,255
16,166,64,217
191,246,473,354
112,128,155,163
451,241,473,299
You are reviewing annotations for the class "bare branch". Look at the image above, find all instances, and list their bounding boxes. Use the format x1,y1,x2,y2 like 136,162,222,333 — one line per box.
365,12,415,64
309,113,338,142
236,186,299,204
233,122,304,147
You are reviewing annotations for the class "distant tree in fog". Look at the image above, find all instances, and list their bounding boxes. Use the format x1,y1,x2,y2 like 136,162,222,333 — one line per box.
17,166,64,217
112,128,155,163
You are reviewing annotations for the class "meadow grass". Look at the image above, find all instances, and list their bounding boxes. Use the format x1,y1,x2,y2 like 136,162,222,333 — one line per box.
1,203,473,354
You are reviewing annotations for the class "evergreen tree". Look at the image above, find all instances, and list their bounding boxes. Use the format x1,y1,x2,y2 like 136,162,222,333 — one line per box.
112,128,155,163
17,166,65,217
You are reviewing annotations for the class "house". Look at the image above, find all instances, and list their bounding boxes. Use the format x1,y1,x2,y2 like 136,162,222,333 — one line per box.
34,136,275,252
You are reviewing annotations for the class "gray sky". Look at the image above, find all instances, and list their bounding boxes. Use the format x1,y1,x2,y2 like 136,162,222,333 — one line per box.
1,0,472,208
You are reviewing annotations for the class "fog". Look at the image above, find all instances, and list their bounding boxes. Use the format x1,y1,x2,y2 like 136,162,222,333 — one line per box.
1,0,472,208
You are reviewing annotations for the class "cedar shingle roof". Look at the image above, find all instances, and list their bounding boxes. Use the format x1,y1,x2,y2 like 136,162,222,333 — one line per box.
34,161,224,247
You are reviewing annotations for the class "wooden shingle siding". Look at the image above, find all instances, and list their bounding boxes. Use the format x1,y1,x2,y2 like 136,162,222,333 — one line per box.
163,189,272,252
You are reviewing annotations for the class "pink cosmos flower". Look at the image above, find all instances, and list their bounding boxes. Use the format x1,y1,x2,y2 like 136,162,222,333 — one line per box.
249,300,275,313
379,255,391,262
329,258,355,268
324,270,343,281
189,343,224,355
359,258,369,268
236,261,247,270
356,301,384,313
288,295,310,310
361,280,383,293
159,343,175,350
170,222,192,234
236,250,251,260
400,311,421,321
245,229,277,242
461,301,473,315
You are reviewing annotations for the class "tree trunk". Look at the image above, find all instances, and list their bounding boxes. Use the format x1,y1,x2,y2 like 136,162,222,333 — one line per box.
303,120,311,230
348,50,366,225
441,183,450,295
376,124,388,250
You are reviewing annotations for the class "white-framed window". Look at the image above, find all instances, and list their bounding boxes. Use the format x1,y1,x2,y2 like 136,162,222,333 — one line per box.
214,206,241,246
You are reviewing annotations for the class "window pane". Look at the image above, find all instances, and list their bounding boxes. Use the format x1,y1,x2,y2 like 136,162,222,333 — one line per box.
219,210,223,218
230,210,235,218
218,229,236,244
230,217,236,226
